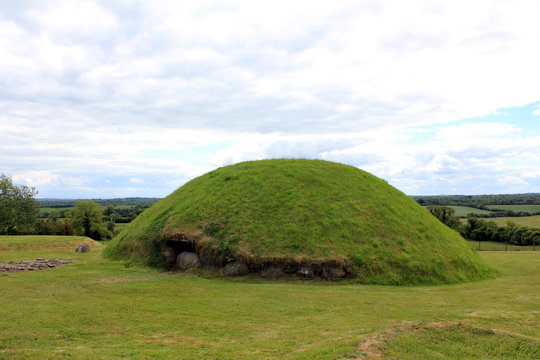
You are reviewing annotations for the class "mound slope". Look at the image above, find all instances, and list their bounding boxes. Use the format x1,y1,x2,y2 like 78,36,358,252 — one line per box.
105,159,495,285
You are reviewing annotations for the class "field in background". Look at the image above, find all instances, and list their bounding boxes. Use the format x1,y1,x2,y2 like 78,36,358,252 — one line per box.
444,206,540,219
37,207,73,215
448,206,493,217
0,236,538,359
485,204,540,213
487,215,540,228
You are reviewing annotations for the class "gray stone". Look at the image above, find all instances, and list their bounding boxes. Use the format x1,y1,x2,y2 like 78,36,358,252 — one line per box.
176,251,200,270
296,266,315,279
224,262,249,276
260,267,285,278
75,244,90,253
322,266,346,280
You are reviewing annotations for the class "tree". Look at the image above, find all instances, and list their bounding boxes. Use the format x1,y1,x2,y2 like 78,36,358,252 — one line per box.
103,205,119,222
0,174,38,234
71,200,109,240
426,205,462,232
47,209,61,222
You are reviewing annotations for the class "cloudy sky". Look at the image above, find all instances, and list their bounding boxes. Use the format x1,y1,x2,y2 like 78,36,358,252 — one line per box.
1,0,539,198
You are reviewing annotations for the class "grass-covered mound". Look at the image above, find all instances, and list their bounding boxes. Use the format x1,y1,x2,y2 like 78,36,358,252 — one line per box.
105,159,495,285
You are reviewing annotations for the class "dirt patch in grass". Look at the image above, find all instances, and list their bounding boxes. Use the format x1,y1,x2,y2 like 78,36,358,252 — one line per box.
352,321,539,359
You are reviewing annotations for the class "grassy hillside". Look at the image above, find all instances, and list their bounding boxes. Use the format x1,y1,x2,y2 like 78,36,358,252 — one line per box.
106,159,495,285
0,237,538,359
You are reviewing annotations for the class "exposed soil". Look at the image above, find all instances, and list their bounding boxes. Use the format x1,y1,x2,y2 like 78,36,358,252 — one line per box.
0,258,74,273
351,321,538,359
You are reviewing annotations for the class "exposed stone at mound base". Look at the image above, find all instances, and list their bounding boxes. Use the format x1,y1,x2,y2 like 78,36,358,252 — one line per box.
260,267,285,278
75,244,90,253
0,259,74,273
322,266,347,280
296,266,315,279
224,262,249,276
176,251,200,269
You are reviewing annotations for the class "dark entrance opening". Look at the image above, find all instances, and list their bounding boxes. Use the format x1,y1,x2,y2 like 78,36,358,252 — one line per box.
162,239,196,266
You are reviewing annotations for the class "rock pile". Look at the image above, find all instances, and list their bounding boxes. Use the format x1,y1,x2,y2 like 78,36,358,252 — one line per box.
0,259,74,274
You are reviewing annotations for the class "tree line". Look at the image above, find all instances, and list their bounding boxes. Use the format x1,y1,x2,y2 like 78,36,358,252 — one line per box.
38,204,149,224
415,194,540,218
427,205,539,247
3,173,538,247
414,194,540,207
0,174,155,240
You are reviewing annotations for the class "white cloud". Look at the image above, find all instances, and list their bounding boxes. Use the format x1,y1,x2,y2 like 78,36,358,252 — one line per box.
0,0,539,197
497,176,527,185
435,123,520,140
12,171,59,188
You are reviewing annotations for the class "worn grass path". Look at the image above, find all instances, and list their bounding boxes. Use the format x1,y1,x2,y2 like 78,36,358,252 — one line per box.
0,236,538,359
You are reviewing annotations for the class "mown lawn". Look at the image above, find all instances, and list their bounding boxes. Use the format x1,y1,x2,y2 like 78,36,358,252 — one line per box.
0,236,538,359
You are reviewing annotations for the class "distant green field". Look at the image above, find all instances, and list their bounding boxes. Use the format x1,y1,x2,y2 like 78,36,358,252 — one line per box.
39,205,109,214
486,204,540,213
38,207,72,214
0,236,538,359
448,206,493,217
487,215,540,228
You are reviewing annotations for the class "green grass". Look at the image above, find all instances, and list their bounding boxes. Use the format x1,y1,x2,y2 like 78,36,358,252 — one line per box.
107,159,494,285
486,204,540,213
0,235,98,252
0,236,538,359
374,322,538,360
488,215,540,228
38,207,73,215
467,240,537,251
448,206,493,217
113,223,130,232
